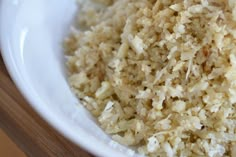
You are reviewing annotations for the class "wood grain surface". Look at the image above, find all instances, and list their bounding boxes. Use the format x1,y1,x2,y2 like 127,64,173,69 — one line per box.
0,129,26,157
0,56,93,157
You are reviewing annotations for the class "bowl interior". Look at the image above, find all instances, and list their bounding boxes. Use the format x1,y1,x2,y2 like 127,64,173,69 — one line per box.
0,0,141,156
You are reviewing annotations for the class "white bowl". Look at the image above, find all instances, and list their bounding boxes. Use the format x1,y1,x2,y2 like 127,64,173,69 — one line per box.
0,0,141,156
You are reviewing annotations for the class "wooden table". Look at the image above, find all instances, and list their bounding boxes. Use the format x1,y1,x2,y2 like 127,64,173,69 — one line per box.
0,56,93,157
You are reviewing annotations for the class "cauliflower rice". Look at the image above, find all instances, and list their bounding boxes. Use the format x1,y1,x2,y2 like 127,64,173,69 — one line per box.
65,0,236,156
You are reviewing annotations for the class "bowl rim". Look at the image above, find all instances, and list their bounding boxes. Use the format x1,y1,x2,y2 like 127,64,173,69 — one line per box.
0,1,132,157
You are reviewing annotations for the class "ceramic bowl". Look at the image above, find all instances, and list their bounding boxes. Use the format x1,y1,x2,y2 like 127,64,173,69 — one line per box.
0,0,140,156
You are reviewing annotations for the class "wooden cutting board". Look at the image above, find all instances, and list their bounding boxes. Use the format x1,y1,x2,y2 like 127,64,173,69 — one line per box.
0,128,26,157
0,55,93,157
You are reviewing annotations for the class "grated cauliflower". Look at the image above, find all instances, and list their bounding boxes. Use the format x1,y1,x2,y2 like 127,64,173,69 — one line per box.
65,0,236,156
